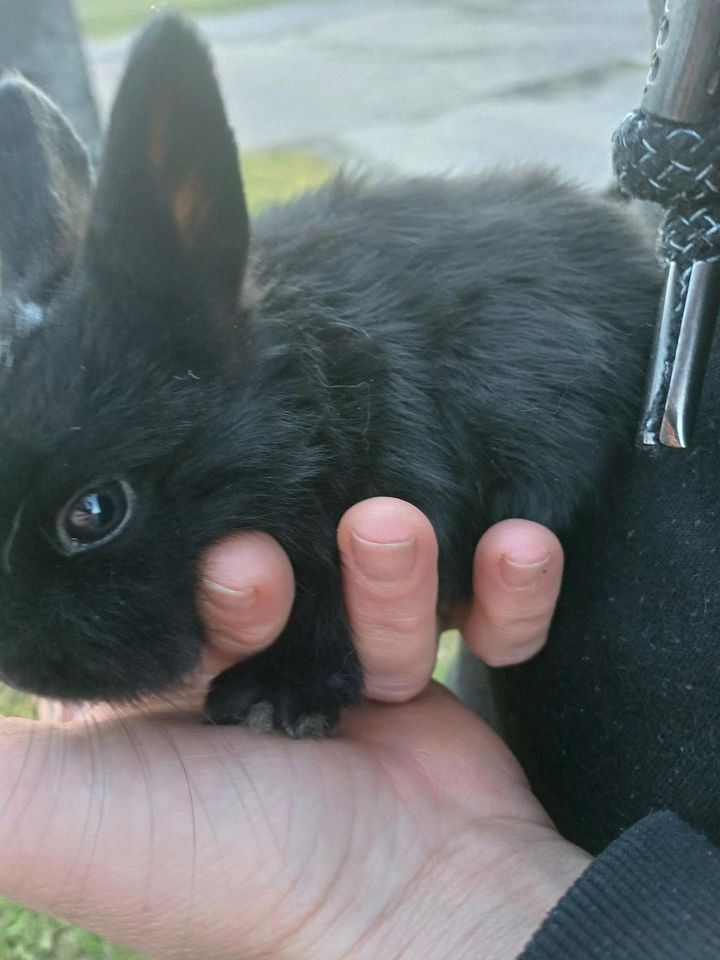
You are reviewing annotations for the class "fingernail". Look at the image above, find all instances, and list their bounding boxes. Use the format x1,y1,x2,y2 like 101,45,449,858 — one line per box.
201,579,257,609
350,532,416,582
500,553,551,587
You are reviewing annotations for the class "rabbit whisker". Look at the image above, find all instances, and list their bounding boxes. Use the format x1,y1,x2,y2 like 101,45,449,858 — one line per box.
1,501,25,576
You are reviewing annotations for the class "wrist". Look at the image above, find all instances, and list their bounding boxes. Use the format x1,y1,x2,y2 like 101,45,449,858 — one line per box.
356,820,590,960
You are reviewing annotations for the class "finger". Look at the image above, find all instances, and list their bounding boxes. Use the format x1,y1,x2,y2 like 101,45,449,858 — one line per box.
338,498,439,702
197,532,295,676
462,519,563,667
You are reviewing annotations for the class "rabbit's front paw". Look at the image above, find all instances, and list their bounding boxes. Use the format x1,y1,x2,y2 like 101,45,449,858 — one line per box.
244,699,335,738
204,656,362,738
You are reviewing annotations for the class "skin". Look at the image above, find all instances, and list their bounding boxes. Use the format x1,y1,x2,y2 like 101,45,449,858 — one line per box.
9,498,587,960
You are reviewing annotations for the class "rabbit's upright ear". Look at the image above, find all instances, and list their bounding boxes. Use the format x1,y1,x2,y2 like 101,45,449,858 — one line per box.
89,16,249,312
0,76,92,301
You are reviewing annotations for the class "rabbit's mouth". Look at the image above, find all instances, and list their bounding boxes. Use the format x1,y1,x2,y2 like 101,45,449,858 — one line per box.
0,620,203,705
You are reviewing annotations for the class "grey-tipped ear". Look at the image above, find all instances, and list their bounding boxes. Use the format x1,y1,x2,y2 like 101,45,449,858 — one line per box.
0,75,92,300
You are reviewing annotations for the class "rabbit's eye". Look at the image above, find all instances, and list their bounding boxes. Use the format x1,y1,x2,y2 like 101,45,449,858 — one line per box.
56,480,135,554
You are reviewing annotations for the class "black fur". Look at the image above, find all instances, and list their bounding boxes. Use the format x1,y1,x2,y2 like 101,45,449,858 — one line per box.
0,16,662,735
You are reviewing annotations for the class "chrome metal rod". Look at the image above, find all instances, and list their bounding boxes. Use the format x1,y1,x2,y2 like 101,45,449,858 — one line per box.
660,260,720,446
640,262,682,446
642,0,720,126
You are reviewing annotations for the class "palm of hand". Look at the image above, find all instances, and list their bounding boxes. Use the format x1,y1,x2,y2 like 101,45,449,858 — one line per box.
0,686,585,960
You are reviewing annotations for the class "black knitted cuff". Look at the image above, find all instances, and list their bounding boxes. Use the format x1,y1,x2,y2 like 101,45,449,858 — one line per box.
519,812,720,960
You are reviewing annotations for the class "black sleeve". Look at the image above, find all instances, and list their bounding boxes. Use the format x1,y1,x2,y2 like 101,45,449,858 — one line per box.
519,812,720,959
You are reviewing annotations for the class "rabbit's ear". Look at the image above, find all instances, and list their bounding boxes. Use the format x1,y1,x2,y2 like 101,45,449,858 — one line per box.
89,15,249,311
0,76,92,300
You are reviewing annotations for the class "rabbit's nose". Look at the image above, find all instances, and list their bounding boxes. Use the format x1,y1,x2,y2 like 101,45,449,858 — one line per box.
1,502,25,576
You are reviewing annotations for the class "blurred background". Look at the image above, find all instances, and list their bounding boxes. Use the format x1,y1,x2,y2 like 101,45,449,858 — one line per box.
85,0,652,187
3,0,655,198
0,1,655,957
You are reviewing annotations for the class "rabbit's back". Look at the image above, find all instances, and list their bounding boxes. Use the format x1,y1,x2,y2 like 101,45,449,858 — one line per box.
247,172,661,595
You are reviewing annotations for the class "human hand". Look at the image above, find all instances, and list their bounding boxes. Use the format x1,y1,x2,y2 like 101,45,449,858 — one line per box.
39,499,562,721
195,497,564,704
14,500,582,960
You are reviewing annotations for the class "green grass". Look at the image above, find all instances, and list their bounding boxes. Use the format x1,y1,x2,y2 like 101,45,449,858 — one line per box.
0,144,336,960
433,630,461,685
76,0,297,39
0,901,145,960
243,148,337,216
0,686,37,720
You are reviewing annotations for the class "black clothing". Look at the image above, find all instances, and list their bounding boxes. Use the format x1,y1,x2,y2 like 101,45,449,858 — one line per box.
520,813,720,959
490,348,720,854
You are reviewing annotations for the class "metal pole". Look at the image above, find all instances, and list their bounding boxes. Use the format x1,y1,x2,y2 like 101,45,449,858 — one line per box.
649,0,666,40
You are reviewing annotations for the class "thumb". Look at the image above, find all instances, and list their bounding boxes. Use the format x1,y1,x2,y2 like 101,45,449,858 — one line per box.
197,531,296,676
36,533,297,723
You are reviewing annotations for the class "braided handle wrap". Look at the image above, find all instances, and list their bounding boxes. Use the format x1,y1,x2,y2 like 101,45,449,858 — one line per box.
613,109,720,266
614,111,720,204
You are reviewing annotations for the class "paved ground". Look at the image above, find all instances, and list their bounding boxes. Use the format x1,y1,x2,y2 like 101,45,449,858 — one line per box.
87,0,655,189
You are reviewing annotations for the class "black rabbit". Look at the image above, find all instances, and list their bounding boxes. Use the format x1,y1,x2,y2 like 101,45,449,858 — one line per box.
0,15,661,736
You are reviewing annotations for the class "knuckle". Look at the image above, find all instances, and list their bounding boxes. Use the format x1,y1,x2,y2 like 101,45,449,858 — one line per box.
481,600,555,634
352,609,427,644
205,625,269,654
363,669,428,702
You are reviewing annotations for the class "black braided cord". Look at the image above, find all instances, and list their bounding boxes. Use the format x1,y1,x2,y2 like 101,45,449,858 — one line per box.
612,109,720,439
613,108,720,266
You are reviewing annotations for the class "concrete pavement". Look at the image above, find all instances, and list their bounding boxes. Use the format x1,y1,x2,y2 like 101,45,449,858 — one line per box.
86,0,655,189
